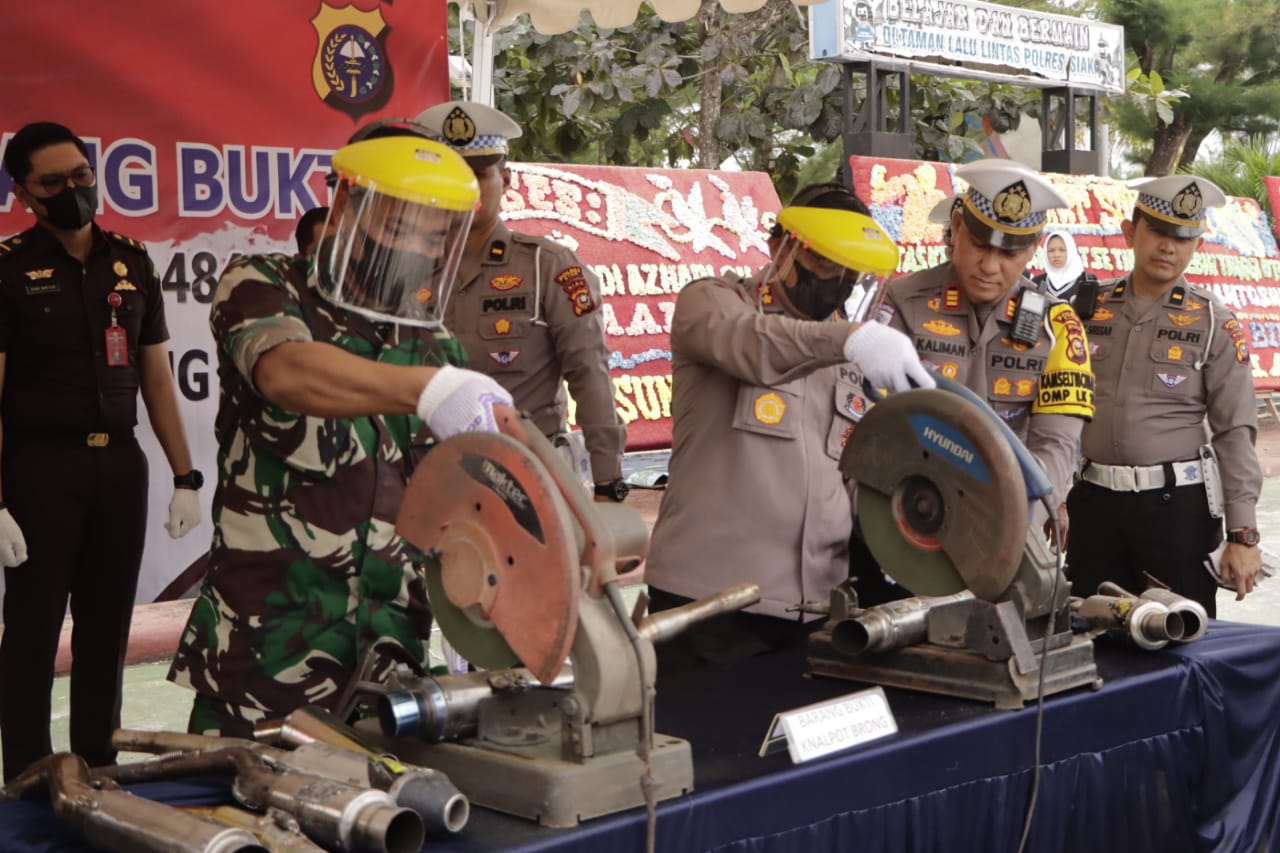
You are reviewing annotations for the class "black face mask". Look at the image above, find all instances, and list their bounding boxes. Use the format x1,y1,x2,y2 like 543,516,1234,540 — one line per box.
320,233,440,318
786,265,853,320
40,183,97,230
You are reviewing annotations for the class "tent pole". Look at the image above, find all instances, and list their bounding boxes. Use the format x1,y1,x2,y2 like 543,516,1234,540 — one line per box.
469,0,498,106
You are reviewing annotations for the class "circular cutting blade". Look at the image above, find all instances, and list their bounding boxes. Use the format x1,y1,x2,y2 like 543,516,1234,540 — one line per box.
858,486,967,597
844,387,1028,601
423,557,520,672
397,430,580,683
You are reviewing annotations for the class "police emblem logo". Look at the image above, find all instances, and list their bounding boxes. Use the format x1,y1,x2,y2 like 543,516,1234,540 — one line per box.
415,287,433,304
1093,306,1115,321
23,269,53,280
114,280,137,291
992,181,1032,223
494,318,512,335
922,319,961,337
442,107,478,147
1171,183,1204,219
940,362,959,378
490,274,522,292
1181,464,1200,482
754,392,786,425
1157,372,1187,388
993,377,1012,396
1016,379,1034,395
1185,299,1205,311
311,3,393,119
1168,313,1199,327
113,261,128,276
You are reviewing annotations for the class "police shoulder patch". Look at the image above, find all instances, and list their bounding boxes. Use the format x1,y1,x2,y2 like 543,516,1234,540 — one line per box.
0,234,28,259
107,232,148,254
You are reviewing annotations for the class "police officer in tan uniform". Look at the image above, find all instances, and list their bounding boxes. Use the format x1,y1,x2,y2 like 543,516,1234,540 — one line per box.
644,183,934,671
882,160,1094,519
1067,176,1262,615
416,101,627,499
850,161,1094,605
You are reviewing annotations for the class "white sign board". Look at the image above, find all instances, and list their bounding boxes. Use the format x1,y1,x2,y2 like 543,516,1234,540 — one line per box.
760,686,898,764
809,0,1127,95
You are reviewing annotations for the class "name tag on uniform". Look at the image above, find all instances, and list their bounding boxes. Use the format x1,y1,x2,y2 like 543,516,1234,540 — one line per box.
24,283,60,296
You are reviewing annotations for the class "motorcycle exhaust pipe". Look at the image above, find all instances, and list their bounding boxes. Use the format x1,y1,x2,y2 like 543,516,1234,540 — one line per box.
1136,588,1208,643
287,741,469,836
99,746,423,853
1075,593,1185,650
378,667,574,742
115,728,468,836
830,592,974,656
39,753,265,853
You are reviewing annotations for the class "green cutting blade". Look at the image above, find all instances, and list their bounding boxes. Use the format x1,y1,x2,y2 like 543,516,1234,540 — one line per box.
424,559,521,672
858,486,967,597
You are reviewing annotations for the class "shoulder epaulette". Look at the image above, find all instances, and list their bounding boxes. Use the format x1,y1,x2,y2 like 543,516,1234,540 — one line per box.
0,234,30,259
107,231,148,254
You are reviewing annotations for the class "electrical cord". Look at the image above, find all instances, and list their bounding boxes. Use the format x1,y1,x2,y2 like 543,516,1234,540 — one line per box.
1015,496,1066,853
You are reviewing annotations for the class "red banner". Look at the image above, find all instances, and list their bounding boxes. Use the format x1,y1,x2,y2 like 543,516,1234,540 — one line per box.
852,156,1280,391
0,0,448,603
502,164,779,450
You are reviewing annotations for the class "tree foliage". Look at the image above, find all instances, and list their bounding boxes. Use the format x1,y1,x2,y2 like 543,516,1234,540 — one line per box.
462,0,1041,196
1186,135,1280,231
1100,0,1280,175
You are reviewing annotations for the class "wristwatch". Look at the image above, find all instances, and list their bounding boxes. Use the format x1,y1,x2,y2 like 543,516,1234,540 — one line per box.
1226,527,1261,547
594,478,630,502
174,469,205,490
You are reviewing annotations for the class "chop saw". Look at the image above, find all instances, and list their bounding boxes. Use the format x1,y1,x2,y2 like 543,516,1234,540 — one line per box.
808,377,1101,709
355,409,758,827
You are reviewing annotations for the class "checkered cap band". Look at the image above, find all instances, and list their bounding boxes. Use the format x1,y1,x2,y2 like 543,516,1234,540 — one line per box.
426,131,508,157
963,189,1046,235
1136,191,1204,228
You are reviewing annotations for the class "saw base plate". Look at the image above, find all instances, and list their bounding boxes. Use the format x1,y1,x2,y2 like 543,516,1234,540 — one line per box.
807,630,1101,710
356,720,693,828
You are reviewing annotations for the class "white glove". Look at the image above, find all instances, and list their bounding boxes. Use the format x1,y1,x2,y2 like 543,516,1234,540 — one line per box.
165,488,202,539
417,365,514,440
844,323,937,393
0,508,28,568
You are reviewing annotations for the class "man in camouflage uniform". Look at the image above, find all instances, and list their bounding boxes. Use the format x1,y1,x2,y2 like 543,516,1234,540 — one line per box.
415,101,627,500
168,136,514,735
1067,176,1262,614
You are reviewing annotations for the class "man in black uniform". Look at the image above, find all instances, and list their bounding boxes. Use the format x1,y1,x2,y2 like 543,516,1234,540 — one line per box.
0,122,203,780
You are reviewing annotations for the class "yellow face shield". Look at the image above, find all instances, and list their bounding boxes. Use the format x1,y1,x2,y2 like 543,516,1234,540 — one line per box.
317,137,479,329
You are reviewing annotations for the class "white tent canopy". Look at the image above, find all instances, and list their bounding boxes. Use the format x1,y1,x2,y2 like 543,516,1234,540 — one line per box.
457,0,822,101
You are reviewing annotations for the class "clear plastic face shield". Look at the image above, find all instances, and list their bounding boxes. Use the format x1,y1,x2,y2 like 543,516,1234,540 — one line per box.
763,207,899,322
317,137,479,329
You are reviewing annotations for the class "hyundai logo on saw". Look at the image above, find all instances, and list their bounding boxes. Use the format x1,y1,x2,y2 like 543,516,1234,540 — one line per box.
908,415,991,484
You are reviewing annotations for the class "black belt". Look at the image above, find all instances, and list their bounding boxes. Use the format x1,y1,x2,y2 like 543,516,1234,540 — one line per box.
6,429,135,447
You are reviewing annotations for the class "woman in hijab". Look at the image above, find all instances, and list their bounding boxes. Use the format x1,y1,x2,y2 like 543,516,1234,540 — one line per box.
1032,230,1087,298
1032,229,1099,317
